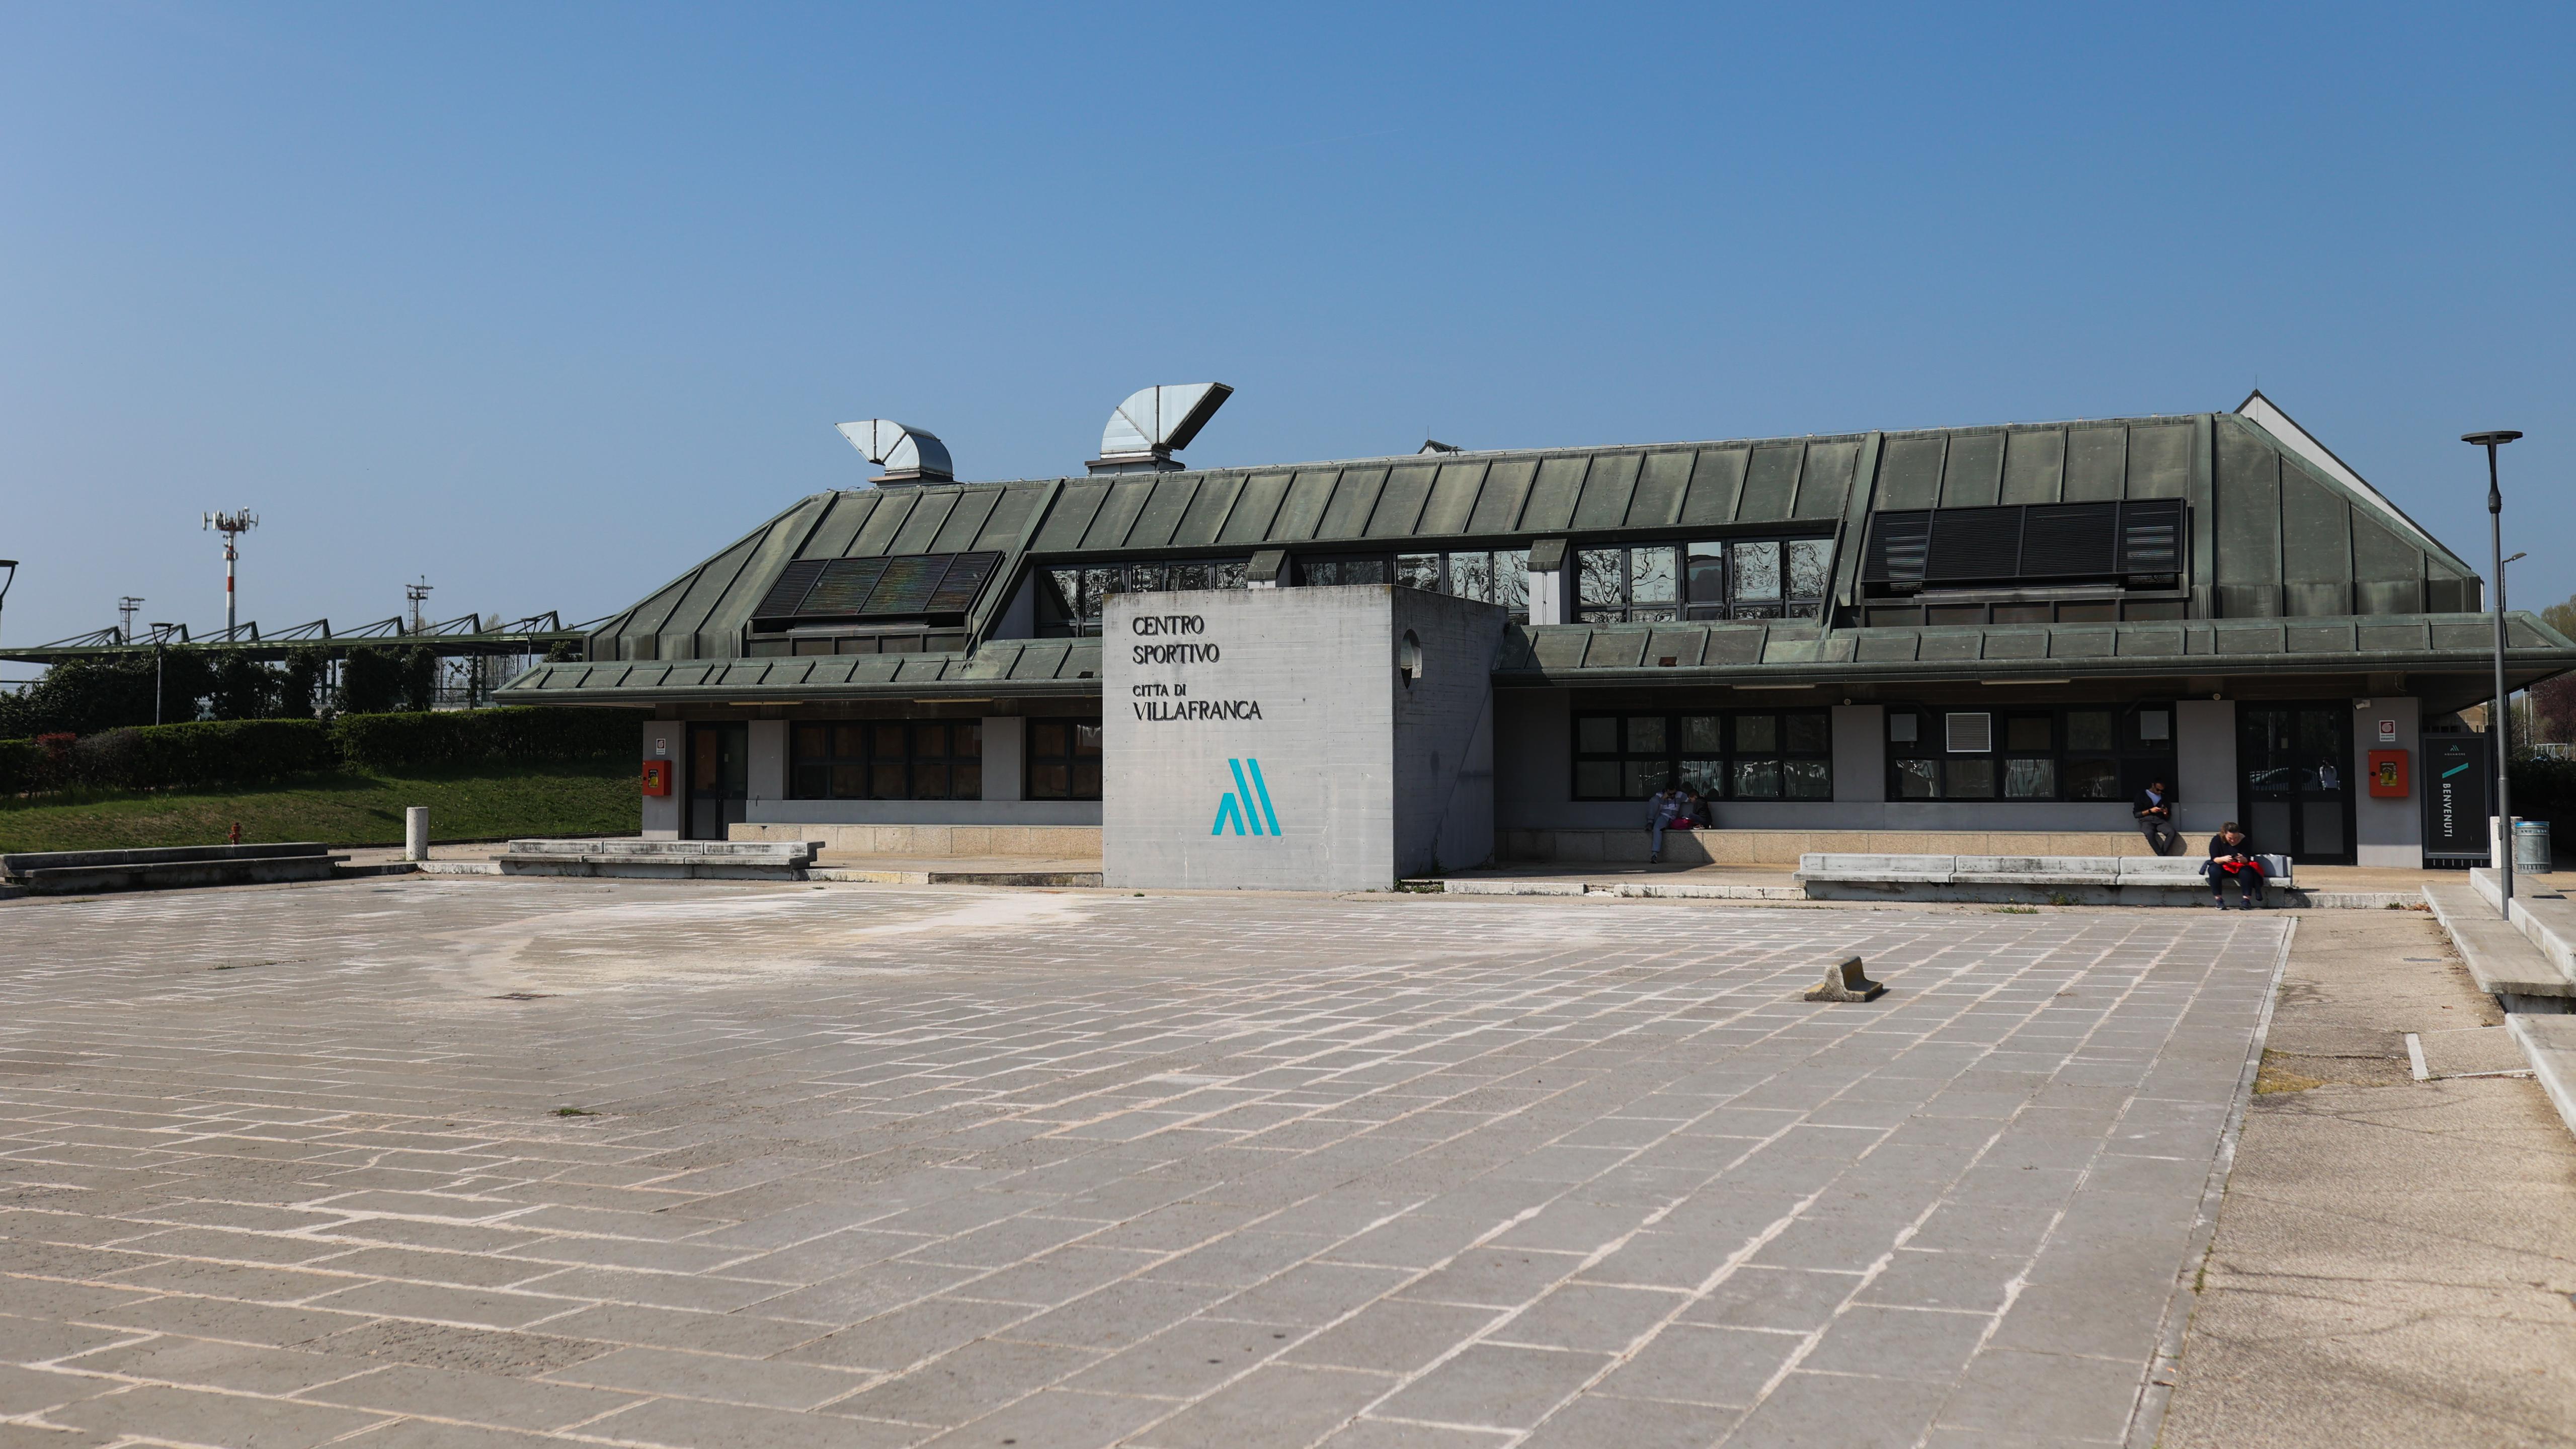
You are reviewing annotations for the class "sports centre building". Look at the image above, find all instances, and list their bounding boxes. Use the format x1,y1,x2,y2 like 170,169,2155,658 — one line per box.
497,387,2576,890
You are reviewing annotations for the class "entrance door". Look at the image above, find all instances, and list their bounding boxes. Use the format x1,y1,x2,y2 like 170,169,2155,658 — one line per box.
2238,706,2354,865
688,723,749,841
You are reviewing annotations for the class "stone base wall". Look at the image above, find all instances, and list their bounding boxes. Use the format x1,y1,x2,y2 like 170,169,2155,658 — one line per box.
732,823,1102,859
1504,828,2163,866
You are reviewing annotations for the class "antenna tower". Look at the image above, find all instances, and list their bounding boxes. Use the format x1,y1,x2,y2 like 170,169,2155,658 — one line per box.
203,510,258,636
118,596,145,643
405,577,434,635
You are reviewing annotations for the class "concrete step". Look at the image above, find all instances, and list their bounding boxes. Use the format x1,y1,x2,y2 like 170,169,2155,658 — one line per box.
2469,867,2576,983
2506,1016,2576,1141
2425,879,2575,1004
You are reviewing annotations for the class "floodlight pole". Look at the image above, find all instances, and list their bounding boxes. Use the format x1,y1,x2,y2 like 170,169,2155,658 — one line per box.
2465,430,2523,906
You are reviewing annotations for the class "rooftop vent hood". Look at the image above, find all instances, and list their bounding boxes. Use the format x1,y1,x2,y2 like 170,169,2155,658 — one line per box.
835,419,954,485
1087,383,1233,475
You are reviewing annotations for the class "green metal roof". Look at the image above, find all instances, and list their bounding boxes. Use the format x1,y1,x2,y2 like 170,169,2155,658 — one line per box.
497,405,2551,708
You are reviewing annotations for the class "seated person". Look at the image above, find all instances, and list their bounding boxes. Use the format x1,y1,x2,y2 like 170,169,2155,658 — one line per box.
2132,778,2180,855
2203,822,2266,909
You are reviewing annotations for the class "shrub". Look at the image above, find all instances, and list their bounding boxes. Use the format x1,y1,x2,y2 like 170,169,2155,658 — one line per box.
2510,750,2576,822
329,707,636,772
81,719,337,790
0,737,46,795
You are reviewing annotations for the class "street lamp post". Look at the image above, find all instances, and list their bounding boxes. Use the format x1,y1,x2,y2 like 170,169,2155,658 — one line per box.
148,623,175,728
0,560,18,648
2464,430,2524,906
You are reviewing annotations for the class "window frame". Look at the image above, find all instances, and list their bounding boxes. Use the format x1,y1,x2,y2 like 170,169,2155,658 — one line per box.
789,720,983,801
1884,701,2176,803
1572,537,1834,624
1571,708,1834,802
1025,716,1104,801
1042,558,1252,636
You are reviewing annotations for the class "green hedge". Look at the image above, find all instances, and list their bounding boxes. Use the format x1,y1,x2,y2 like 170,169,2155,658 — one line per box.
1,708,635,796
329,707,639,772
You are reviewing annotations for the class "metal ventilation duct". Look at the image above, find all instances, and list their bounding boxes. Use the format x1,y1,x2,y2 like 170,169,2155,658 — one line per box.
1088,383,1233,474
835,419,955,485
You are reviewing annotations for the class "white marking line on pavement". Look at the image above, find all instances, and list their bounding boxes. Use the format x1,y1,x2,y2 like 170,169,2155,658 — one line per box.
2407,1032,2430,1081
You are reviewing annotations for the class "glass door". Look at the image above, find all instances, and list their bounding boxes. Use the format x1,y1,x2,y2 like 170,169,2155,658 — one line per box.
2237,706,2354,865
688,723,750,841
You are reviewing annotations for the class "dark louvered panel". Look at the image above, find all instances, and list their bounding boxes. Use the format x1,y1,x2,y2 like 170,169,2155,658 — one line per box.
923,552,1002,612
799,557,890,616
751,559,830,626
2119,499,2184,575
862,556,945,614
2018,503,2118,578
1924,507,2022,582
1863,511,1933,584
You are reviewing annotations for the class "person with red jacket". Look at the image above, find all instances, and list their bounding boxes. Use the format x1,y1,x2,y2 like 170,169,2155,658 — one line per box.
2204,822,2266,909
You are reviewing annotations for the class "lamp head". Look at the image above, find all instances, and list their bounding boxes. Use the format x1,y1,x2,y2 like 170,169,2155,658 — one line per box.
2461,430,2524,446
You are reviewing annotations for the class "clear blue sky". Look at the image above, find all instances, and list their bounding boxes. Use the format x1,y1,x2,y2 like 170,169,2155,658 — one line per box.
3,2,2568,649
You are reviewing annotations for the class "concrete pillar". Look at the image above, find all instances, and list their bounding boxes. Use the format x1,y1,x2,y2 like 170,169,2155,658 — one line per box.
641,720,681,840
980,717,1024,801
404,806,429,862
1526,566,1565,625
2175,699,2236,837
747,719,787,801
1831,705,1885,802
2354,696,2422,868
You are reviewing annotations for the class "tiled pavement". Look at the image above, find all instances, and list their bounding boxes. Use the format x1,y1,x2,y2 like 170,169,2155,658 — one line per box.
0,879,2289,1448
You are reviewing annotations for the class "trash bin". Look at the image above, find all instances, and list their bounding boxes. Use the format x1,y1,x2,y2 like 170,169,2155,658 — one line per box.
2513,818,2552,875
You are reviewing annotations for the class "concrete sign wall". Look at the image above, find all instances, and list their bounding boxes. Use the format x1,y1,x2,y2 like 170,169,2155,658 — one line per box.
1103,585,1503,891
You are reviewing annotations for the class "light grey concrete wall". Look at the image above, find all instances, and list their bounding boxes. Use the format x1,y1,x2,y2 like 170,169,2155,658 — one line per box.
1832,705,1885,803
2175,699,2237,836
989,573,1040,639
642,720,681,839
1101,586,1504,890
1104,585,1393,890
2354,695,2422,868
1391,587,1507,875
747,720,787,801
747,799,1099,826
981,716,1024,802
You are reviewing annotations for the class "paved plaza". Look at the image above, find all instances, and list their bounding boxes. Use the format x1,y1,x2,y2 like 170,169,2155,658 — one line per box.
0,879,2290,1448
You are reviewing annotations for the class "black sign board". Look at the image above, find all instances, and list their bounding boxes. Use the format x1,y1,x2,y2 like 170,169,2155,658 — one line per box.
2422,733,2490,861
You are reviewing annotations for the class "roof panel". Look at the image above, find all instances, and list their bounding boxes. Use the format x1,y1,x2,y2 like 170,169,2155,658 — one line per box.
929,490,1002,554
1999,429,2065,504
2063,427,2127,503
1271,468,1343,541
1737,445,1801,522
974,483,1049,552
1570,452,1641,532
1794,440,1859,519
1128,474,1201,549
1217,470,1294,545
1318,466,1387,539
1465,458,1539,534
1938,431,2004,508
1877,435,1946,510
1080,478,1157,550
1581,629,1648,670
1032,480,1110,551
888,490,959,554
850,490,920,556
797,492,877,559
1678,448,1748,526
1628,449,1693,528
1365,463,1437,537
2127,424,2192,501
1520,456,1590,533
1416,459,1489,536
1171,472,1244,547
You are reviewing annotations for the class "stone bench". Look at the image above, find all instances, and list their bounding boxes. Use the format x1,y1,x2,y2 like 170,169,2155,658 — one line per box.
1796,853,2298,906
494,838,822,880
0,843,347,895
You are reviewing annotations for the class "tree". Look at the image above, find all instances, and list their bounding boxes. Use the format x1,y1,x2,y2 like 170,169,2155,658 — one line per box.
400,646,440,713
2545,593,2576,643
208,653,278,720
278,648,329,719
336,647,408,715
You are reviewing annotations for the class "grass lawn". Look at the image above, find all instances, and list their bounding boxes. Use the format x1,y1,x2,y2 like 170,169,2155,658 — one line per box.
0,757,639,853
